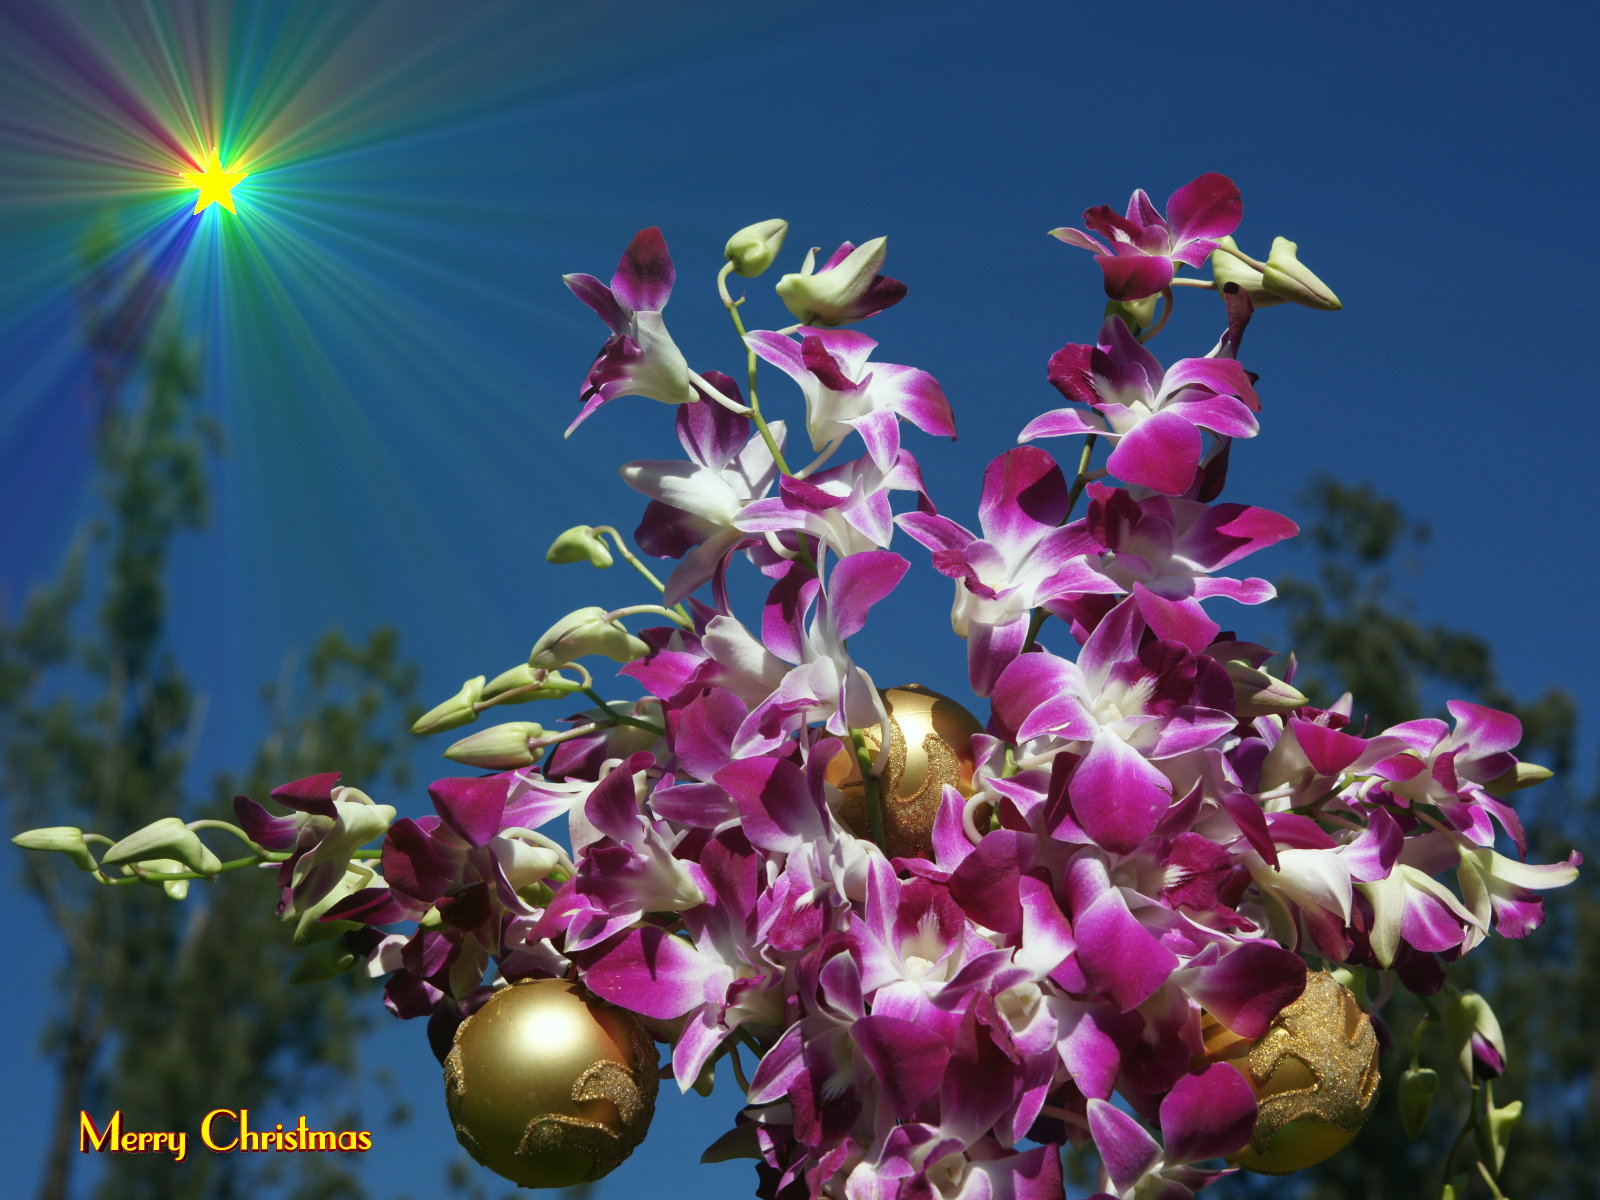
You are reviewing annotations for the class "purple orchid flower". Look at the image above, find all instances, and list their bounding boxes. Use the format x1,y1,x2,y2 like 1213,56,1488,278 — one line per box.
738,448,930,562
899,447,1108,696
745,327,954,472
622,371,785,605
1052,483,1298,651
1020,317,1260,496
1051,173,1242,301
564,226,742,435
1086,1064,1255,1198
992,598,1237,854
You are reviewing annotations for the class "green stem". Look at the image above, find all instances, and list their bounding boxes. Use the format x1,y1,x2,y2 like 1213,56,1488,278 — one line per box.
592,525,690,620
1019,434,1099,654
186,819,266,853
581,687,667,737
607,602,693,631
1136,288,1175,343
1216,241,1268,272
727,1041,751,1094
720,265,791,476
1442,1080,1481,1190
850,726,888,851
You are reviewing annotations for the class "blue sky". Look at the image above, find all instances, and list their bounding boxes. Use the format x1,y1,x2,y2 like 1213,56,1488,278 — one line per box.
3,2,1596,1196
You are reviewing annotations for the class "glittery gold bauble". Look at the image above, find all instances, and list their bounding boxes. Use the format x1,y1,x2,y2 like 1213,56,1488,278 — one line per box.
443,978,659,1189
1201,972,1380,1175
825,684,986,859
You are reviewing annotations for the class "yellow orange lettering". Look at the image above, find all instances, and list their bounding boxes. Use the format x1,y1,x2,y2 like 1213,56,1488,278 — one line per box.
202,1109,239,1153
79,1110,120,1154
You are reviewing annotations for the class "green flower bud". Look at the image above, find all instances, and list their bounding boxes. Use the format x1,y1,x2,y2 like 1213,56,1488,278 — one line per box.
1209,236,1285,308
1477,1096,1522,1174
724,218,789,278
1485,760,1553,793
528,607,649,670
1261,237,1342,311
1442,990,1506,1081
1225,659,1310,719
546,525,614,568
482,664,582,705
1399,1066,1440,1138
444,721,547,769
100,816,222,876
12,826,99,872
412,675,486,735
1105,295,1162,331
121,856,193,900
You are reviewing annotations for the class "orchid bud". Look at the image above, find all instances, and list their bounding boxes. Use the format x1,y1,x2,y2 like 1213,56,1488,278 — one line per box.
1105,295,1161,331
481,663,582,705
776,236,901,326
528,607,649,670
125,857,193,900
1226,659,1310,718
1261,237,1341,311
100,816,222,876
12,826,99,872
724,218,788,278
444,721,547,769
1442,990,1507,1080
1398,1065,1440,1137
412,676,486,735
546,525,614,568
1485,760,1553,793
1476,1096,1521,1175
1209,237,1284,308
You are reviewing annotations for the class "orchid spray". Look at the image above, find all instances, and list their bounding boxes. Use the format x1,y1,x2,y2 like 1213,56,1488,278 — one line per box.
20,177,1579,1200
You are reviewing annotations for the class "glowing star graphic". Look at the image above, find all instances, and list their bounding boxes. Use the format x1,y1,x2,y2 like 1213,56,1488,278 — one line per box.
179,148,248,215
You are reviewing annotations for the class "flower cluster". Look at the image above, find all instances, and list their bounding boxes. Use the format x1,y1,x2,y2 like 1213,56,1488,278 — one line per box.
30,178,1578,1200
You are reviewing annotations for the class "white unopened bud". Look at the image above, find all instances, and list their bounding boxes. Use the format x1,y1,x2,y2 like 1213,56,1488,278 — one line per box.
1225,659,1309,718
546,525,614,568
100,817,222,876
724,218,789,278
528,607,649,670
444,721,547,769
12,826,99,872
412,676,486,735
1261,236,1341,310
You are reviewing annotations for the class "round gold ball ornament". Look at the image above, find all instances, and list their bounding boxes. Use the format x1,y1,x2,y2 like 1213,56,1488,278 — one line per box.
825,684,986,859
443,978,659,1189
1200,971,1380,1175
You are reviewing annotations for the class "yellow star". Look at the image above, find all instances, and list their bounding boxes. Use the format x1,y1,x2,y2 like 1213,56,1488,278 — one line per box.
179,147,247,215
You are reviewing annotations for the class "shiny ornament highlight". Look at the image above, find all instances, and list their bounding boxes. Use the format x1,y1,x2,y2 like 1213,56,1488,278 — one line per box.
827,684,985,859
443,978,658,1188
1201,971,1379,1174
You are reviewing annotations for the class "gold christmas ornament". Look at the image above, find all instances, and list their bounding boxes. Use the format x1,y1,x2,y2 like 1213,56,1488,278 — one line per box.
826,684,986,859
1201,971,1380,1175
443,978,658,1189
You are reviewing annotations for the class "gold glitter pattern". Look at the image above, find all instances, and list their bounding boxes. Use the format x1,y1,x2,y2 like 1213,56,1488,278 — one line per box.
830,685,983,858
442,979,659,1188
1243,972,1380,1154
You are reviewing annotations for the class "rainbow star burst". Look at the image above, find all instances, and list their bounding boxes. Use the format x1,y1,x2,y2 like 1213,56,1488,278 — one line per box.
179,147,247,214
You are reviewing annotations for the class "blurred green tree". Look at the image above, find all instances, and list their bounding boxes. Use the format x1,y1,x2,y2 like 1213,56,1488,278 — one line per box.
1236,476,1593,1200
2,229,419,1200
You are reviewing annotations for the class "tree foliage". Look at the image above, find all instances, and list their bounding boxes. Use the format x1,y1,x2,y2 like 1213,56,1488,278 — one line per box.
1239,476,1594,1200
2,240,419,1200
